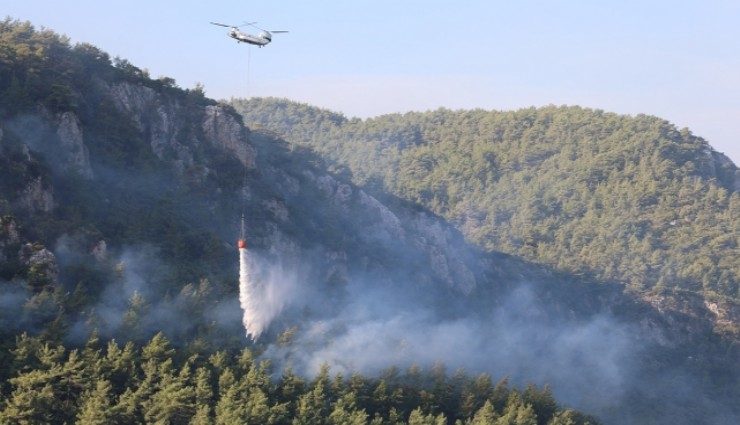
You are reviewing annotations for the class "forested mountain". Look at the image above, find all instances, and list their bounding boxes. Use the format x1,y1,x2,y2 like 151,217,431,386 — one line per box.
1,18,739,424
233,97,740,331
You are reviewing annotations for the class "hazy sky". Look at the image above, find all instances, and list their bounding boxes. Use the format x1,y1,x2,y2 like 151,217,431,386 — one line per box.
6,1,739,164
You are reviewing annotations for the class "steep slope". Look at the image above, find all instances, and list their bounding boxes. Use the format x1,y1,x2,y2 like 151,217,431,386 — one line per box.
1,20,740,424
0,20,485,339
233,97,740,334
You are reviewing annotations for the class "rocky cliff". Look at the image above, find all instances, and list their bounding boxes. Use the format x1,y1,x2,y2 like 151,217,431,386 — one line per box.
1,25,739,424
0,72,484,304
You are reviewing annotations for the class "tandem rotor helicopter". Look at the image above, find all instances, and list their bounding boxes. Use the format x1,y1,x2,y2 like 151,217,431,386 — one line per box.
210,21,288,47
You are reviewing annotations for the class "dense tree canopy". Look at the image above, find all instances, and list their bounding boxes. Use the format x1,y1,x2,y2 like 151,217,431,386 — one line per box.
0,20,603,423
2,19,739,424
233,98,740,304
0,332,600,425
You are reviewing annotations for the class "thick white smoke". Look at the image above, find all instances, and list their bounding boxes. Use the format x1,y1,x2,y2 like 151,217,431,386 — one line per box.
262,283,640,420
239,248,297,340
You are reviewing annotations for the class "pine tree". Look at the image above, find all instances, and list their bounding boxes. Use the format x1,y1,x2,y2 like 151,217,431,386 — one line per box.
76,379,115,425
110,387,139,424
329,392,368,425
469,400,498,425
407,406,447,425
103,339,138,395
547,410,577,425
214,368,247,424
522,384,557,425
192,366,214,422
278,366,306,406
0,375,57,424
292,365,330,425
143,362,196,424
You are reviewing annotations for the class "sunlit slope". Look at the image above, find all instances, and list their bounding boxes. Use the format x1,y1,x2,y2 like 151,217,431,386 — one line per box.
235,98,739,304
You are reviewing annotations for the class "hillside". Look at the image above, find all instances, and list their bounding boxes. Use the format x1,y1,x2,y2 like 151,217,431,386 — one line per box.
233,97,740,332
1,19,739,424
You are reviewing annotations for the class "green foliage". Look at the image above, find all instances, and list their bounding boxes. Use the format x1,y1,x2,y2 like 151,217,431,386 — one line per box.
0,18,736,425
83,97,158,170
0,333,598,424
0,19,234,289
26,262,52,290
76,379,115,424
0,131,50,205
0,19,116,116
233,98,740,302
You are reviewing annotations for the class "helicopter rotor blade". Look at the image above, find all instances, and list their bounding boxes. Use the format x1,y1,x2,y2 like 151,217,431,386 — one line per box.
241,21,260,29
212,20,287,34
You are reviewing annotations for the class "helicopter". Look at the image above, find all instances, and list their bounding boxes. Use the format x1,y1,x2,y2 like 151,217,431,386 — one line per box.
210,21,288,47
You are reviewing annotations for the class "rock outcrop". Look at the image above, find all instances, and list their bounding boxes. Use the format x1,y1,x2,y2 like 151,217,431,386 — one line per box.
49,109,93,178
0,216,21,263
104,82,256,174
302,168,478,294
203,105,256,169
17,176,54,213
19,243,60,287
108,81,194,169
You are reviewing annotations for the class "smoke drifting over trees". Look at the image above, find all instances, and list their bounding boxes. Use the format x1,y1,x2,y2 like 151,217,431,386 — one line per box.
266,282,637,412
1,19,739,424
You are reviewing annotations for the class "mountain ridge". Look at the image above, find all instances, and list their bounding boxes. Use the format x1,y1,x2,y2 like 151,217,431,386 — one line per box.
1,19,739,424
232,97,740,334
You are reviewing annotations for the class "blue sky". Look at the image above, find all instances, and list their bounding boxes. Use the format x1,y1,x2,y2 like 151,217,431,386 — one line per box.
6,1,740,164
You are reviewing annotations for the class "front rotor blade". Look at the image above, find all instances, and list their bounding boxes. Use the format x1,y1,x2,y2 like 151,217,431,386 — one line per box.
210,22,231,27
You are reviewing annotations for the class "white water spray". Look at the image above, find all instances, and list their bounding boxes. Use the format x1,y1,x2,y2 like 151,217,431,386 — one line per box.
237,211,264,340
239,246,262,340
237,212,296,340
238,247,297,340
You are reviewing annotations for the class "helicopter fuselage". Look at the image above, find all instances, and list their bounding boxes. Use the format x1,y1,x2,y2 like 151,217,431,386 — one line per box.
229,29,271,47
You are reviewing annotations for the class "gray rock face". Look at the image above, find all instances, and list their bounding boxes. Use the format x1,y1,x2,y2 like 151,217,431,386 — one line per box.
0,217,21,262
54,111,93,178
355,189,404,239
105,82,256,174
19,243,60,286
0,218,20,245
203,105,256,169
17,176,54,213
303,169,478,294
407,212,478,294
108,82,194,168
91,240,108,262
109,82,159,127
